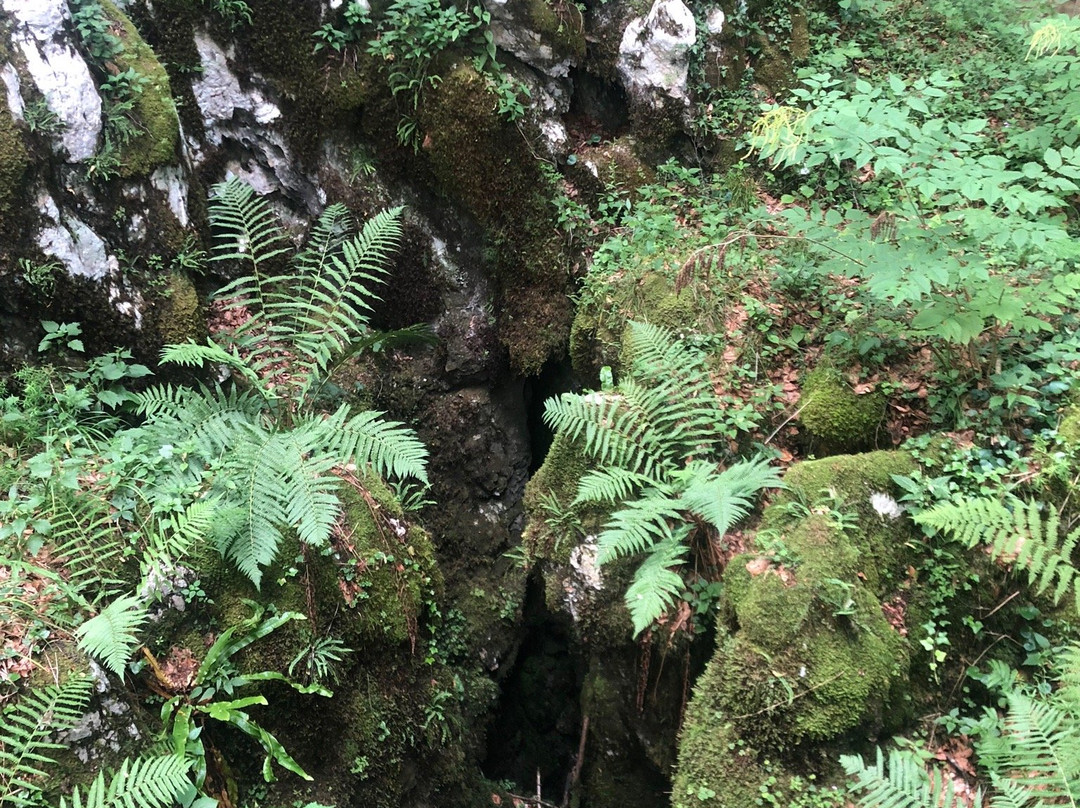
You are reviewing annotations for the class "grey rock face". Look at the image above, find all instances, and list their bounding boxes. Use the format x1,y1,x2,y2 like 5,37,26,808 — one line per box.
617,0,697,115
3,0,103,161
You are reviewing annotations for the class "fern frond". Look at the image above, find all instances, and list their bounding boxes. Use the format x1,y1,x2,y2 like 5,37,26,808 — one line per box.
316,405,429,483
624,320,724,455
223,428,291,587
981,690,1080,805
624,533,691,635
276,435,340,549
60,754,192,808
574,467,667,506
208,178,290,292
543,384,674,479
158,339,263,390
915,497,1080,612
596,491,685,562
677,456,782,535
135,384,264,464
292,203,354,300
46,490,126,602
841,748,976,808
286,207,403,383
143,497,220,571
0,676,93,805
75,595,149,678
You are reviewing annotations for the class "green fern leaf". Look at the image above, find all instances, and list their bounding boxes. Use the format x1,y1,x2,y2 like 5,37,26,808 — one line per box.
317,405,429,484
841,748,975,808
208,178,290,287
60,754,192,808
915,497,1080,612
625,533,691,636
982,690,1080,804
596,491,685,562
573,467,667,505
0,677,93,805
75,594,149,677
677,456,782,535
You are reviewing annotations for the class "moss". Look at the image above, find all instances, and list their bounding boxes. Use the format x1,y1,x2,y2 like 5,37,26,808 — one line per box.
1059,404,1080,445
569,136,655,211
799,366,885,453
0,92,28,223
767,451,917,594
419,62,572,374
724,560,812,653
572,272,717,381
521,0,586,62
149,273,204,346
100,0,180,178
671,649,776,808
522,431,593,562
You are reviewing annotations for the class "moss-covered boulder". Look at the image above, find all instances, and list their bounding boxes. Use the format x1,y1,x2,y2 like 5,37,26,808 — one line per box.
672,451,917,807
101,0,180,178
799,366,885,453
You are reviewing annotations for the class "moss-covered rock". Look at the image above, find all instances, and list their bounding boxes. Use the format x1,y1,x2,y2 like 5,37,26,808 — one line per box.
765,450,917,594
0,93,28,223
799,366,885,453
100,0,180,178
672,451,917,806
419,61,572,374
570,272,717,382
148,273,203,346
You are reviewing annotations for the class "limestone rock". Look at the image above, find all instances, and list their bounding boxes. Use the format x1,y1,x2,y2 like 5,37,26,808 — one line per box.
483,0,585,78
616,0,696,115
190,32,280,144
3,0,102,161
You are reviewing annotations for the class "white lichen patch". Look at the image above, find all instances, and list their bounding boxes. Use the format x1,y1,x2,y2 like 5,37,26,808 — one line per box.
564,535,604,622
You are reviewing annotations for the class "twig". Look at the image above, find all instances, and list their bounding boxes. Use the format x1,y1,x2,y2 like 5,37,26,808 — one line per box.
727,671,845,720
562,714,589,808
507,794,560,808
764,402,809,446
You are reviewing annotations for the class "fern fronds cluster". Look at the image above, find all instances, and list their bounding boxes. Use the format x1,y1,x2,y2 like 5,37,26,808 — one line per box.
75,595,149,678
842,747,980,808
543,321,780,635
194,178,404,405
844,651,1080,808
914,496,1080,612
137,180,428,586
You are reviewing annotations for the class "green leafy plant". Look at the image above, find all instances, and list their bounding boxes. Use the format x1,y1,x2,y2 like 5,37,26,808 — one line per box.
137,179,428,586
0,676,94,806
914,496,1080,611
544,321,781,634
843,651,1080,807
60,755,195,808
150,605,329,787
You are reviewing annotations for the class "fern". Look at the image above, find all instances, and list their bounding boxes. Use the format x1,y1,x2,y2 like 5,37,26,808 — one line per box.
75,595,149,678
0,677,93,806
841,747,980,808
138,181,427,586
543,321,777,636
846,647,1080,808
914,497,1080,612
979,690,1080,805
45,488,127,603
59,754,192,808
207,178,290,296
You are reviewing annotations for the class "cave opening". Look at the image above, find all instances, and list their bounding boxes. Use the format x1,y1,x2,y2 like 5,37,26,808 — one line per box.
481,571,585,800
